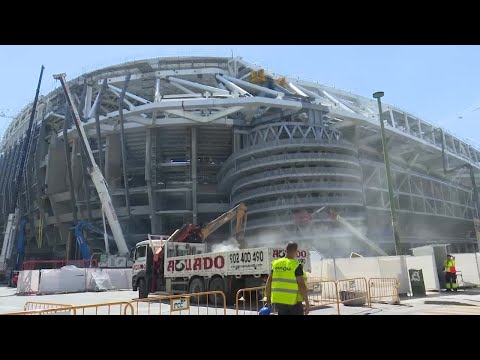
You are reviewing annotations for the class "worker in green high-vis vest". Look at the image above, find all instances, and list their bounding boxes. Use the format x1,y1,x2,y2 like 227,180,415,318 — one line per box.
444,254,458,292
265,242,310,315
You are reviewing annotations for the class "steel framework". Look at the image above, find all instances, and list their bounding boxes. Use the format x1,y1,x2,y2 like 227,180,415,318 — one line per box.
0,56,478,258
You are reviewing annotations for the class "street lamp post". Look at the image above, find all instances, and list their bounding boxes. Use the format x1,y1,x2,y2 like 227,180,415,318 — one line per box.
373,91,402,256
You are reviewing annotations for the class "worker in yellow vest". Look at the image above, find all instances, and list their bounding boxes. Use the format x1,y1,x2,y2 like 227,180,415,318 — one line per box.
265,242,310,315
443,254,458,292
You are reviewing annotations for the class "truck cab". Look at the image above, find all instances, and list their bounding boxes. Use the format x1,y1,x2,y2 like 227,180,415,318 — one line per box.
132,235,169,297
132,235,207,297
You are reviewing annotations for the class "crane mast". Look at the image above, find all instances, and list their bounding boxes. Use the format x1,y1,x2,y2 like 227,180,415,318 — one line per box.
54,73,130,262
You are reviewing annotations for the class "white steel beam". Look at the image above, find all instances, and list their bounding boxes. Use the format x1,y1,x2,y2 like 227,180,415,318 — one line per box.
221,74,284,99
108,84,150,104
215,74,252,97
170,82,196,94
286,82,308,97
97,68,227,85
167,77,230,95
155,78,162,101
84,85,93,117
91,97,301,123
164,106,243,123
108,87,135,110
85,117,236,136
322,90,356,114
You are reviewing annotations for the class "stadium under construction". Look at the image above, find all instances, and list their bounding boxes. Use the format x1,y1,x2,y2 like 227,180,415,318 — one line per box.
0,56,479,263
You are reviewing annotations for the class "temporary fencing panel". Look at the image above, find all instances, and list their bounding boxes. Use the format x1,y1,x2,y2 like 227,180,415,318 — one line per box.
24,301,73,311
307,280,340,315
39,266,86,294
130,291,227,315
2,301,134,315
377,256,409,293
451,253,480,287
17,270,40,294
236,286,266,315
17,267,133,294
104,268,132,289
334,258,382,281
336,278,369,309
22,259,96,270
368,278,400,304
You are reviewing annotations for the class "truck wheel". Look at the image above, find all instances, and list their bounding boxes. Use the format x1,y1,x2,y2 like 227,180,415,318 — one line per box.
138,279,148,299
188,277,205,304
208,277,225,306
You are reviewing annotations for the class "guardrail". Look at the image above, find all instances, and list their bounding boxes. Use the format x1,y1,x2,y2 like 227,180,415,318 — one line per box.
130,291,227,315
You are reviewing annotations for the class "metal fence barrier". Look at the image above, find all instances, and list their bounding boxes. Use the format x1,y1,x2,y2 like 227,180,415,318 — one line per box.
5,278,400,316
307,280,340,315
235,286,267,315
336,278,370,311
368,278,400,305
130,291,227,315
2,307,76,315
73,301,135,315
24,301,73,311
2,301,134,315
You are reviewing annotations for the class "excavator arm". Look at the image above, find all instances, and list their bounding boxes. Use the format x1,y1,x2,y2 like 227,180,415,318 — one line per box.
54,73,130,258
200,203,248,247
164,203,248,249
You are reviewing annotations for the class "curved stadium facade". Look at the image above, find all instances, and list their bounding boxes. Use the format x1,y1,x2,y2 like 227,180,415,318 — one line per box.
0,56,479,259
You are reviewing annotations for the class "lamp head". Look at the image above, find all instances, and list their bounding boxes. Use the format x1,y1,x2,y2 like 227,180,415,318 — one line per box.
373,91,384,99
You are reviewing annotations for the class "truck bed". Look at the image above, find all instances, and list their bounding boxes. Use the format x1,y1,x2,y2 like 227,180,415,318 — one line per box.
164,247,311,278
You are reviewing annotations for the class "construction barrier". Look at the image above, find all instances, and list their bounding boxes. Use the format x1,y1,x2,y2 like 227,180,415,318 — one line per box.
308,280,340,315
130,291,227,315
16,267,132,295
336,278,370,310
235,286,266,315
368,278,400,305
22,259,97,270
2,307,75,315
17,270,40,294
2,301,134,315
24,301,73,311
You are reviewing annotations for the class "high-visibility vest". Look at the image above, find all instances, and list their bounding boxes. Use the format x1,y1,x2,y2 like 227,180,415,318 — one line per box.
296,272,308,303
444,259,456,273
271,257,300,305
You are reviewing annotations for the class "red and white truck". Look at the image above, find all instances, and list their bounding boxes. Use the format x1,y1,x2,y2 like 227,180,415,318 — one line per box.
132,235,311,302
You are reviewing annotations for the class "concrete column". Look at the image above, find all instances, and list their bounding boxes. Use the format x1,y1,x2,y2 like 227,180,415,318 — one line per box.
145,128,158,234
191,127,198,225
404,114,411,134
105,134,122,188
418,120,423,139
233,132,241,153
